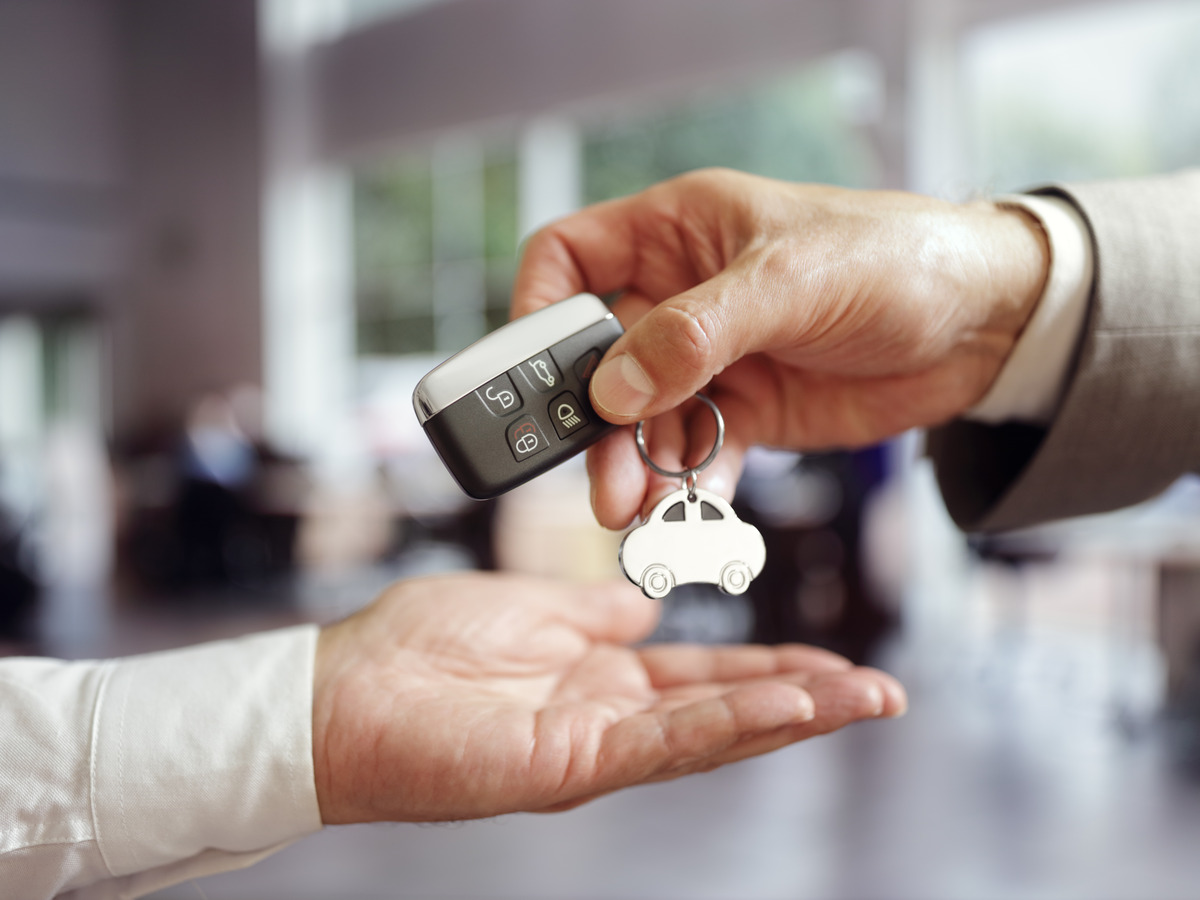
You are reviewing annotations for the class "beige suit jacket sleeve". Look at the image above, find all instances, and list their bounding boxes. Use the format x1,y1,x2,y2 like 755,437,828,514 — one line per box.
929,169,1200,532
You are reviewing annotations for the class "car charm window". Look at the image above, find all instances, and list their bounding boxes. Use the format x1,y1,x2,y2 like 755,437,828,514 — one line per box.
700,501,724,520
662,502,686,522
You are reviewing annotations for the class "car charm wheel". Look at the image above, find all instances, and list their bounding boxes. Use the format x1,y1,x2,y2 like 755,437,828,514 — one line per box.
640,564,675,599
719,561,753,596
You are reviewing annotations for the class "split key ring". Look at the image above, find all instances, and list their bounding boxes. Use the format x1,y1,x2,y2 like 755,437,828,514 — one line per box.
634,392,725,497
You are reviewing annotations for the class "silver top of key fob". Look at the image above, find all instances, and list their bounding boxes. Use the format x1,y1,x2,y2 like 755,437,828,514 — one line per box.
412,293,615,425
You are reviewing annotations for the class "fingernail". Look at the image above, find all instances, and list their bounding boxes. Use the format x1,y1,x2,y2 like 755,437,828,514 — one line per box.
797,693,816,723
592,354,655,418
884,688,908,719
867,683,885,717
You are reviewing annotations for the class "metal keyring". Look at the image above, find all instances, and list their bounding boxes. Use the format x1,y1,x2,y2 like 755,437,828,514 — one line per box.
634,393,725,489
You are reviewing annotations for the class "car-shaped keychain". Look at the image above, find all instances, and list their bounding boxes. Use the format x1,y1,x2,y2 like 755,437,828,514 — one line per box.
619,486,766,598
618,393,766,599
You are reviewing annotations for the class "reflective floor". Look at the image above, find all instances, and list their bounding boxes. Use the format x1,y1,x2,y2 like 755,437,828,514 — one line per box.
141,647,1200,900
124,571,1200,900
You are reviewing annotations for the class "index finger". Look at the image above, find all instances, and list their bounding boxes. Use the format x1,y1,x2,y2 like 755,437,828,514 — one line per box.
511,194,643,319
638,643,853,687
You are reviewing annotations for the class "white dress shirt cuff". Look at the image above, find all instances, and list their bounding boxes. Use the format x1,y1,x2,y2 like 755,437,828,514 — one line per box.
966,193,1094,425
91,624,323,881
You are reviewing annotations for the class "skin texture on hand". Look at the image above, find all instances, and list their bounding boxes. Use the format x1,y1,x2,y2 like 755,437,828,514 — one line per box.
312,573,906,824
511,169,1051,529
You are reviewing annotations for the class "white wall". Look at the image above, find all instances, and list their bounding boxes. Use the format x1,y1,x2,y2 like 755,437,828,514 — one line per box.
0,0,266,436
110,0,264,433
0,0,122,294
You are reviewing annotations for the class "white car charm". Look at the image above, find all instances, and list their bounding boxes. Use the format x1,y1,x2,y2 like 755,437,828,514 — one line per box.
619,394,767,599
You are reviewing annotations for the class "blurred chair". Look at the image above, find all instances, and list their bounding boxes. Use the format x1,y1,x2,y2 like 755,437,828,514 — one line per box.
116,389,310,597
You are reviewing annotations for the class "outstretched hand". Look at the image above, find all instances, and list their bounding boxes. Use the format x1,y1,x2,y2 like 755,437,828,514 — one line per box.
512,169,1049,528
312,572,905,824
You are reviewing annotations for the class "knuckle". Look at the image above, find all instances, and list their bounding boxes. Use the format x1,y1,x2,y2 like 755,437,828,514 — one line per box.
684,165,737,184
522,221,567,261
650,302,720,382
661,167,738,199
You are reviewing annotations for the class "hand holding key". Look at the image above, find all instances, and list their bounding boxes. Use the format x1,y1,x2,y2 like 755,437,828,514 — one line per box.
511,168,1050,529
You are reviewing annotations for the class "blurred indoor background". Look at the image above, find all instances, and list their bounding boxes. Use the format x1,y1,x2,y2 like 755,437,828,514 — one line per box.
2,0,1200,897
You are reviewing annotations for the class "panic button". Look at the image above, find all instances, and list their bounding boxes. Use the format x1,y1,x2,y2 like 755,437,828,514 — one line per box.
507,415,547,462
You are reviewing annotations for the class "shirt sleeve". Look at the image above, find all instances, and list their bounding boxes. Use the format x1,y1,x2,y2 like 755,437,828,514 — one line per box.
0,624,324,900
965,193,1095,425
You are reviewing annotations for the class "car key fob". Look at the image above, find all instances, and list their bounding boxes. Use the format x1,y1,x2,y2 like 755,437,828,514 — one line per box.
413,293,623,499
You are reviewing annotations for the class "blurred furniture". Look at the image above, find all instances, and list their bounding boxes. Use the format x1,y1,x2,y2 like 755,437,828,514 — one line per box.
737,448,896,663
0,502,37,645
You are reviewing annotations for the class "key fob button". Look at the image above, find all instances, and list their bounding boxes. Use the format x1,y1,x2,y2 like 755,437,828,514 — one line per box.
507,415,548,461
570,348,602,384
476,374,522,417
515,351,563,394
549,392,588,440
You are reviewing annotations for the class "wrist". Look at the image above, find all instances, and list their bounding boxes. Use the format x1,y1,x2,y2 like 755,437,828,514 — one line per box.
970,199,1052,344
967,193,1094,424
312,621,355,825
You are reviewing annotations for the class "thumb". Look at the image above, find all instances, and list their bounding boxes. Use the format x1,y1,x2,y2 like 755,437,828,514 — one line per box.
590,272,775,423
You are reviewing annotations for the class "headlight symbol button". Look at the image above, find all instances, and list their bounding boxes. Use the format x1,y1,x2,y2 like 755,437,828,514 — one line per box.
550,392,588,439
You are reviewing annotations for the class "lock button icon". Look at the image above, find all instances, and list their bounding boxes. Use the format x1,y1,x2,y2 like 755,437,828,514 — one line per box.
506,415,547,461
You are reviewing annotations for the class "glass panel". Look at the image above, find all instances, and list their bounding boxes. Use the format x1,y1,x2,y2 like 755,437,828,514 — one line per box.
583,53,880,203
700,501,724,521
484,150,519,261
352,54,880,358
355,155,433,277
662,501,686,522
352,138,518,357
354,153,436,356
356,314,435,357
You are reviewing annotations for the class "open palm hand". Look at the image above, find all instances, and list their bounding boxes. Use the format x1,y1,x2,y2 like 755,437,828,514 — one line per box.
312,572,905,824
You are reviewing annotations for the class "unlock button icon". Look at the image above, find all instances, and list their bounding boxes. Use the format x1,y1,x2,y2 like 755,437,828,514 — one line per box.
476,374,522,417
549,392,588,440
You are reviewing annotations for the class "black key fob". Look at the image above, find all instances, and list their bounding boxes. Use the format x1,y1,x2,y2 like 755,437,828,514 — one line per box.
413,293,623,499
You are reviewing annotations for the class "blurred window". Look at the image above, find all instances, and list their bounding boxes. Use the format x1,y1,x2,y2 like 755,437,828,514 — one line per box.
354,138,518,357
583,51,881,203
0,312,102,517
350,52,880,359
662,502,686,523
964,2,1200,189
